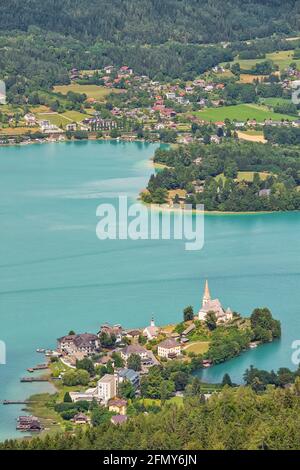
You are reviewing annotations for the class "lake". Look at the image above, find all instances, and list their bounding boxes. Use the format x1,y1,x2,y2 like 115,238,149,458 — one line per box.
0,140,300,440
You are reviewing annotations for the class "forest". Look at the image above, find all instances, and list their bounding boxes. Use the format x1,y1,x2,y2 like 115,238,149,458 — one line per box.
1,0,299,44
144,141,300,212
3,382,300,450
0,1,300,102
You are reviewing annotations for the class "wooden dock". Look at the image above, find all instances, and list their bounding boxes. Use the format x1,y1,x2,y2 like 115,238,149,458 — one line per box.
20,377,48,383
2,400,36,405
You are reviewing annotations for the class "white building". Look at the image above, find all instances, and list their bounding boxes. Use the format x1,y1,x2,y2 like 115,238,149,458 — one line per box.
157,339,181,359
143,318,160,340
97,374,118,404
198,280,233,324
69,388,97,403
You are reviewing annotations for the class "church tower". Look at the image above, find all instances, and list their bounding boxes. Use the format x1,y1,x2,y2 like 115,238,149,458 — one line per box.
202,280,211,307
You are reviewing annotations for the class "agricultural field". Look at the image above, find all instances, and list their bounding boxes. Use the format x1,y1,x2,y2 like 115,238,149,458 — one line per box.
238,74,269,84
237,130,267,143
0,126,37,135
53,84,121,101
192,103,295,122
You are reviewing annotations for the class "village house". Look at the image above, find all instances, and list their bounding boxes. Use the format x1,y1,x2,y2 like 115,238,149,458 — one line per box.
66,123,77,132
198,280,233,323
81,117,118,132
39,120,63,134
121,344,149,363
24,113,37,127
108,398,127,415
157,339,181,359
98,324,123,343
116,368,140,390
165,92,176,100
97,374,118,405
16,416,42,432
259,189,271,198
72,413,90,425
124,329,141,343
57,333,100,356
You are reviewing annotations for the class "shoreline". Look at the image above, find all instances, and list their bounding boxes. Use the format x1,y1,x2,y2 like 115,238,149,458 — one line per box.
141,200,292,216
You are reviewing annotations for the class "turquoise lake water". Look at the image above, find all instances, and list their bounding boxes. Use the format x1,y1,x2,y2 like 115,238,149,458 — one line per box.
0,140,300,440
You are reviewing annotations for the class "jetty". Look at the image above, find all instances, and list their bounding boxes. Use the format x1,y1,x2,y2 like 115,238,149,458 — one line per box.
27,364,48,373
20,377,48,383
2,400,33,405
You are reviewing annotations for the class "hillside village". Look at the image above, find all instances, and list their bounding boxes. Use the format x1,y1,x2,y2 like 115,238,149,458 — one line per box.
21,281,280,433
2,46,300,147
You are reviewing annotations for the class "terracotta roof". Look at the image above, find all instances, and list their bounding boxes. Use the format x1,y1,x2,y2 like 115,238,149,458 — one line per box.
109,398,128,407
111,415,128,425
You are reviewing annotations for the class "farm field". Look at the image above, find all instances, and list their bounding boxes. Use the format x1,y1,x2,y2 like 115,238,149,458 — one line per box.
0,126,37,135
53,84,121,101
237,130,267,143
192,104,295,122
238,74,269,83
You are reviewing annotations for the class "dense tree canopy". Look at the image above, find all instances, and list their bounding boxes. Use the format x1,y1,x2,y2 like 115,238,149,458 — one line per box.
1,0,299,44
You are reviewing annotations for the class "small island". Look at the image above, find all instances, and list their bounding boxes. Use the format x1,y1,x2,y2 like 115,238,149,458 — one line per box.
17,280,281,436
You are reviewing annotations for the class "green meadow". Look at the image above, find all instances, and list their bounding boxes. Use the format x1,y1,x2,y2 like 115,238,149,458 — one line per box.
223,50,300,72
192,104,295,122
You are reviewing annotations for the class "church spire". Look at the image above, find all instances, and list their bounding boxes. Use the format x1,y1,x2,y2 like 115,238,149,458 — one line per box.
203,280,211,306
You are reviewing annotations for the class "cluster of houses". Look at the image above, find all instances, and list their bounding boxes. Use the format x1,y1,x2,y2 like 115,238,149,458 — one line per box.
51,281,232,425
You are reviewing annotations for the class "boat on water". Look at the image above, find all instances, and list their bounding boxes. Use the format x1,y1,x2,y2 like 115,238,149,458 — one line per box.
36,348,45,354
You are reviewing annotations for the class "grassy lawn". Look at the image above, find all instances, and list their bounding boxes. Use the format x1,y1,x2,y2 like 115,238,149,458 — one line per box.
216,171,271,183
184,341,210,355
260,97,294,108
53,84,121,101
26,393,63,435
35,112,71,128
223,50,300,73
192,103,295,122
141,396,184,407
61,110,87,122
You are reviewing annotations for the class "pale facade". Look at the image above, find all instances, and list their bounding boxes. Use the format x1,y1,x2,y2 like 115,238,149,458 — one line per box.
97,374,118,404
198,280,233,323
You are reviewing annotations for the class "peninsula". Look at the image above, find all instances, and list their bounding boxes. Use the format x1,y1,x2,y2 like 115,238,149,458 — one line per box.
13,281,281,437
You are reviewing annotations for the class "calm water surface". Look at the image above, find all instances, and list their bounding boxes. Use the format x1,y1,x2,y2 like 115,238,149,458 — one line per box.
0,140,300,440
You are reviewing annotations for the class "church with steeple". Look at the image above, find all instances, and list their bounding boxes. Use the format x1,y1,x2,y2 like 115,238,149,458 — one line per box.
198,280,233,323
